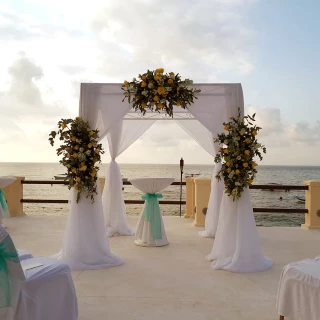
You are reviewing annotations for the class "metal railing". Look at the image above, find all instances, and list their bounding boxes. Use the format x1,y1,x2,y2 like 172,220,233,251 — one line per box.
20,180,308,214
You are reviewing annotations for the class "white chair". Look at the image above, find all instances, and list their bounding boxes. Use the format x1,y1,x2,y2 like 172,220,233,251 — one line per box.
277,258,320,320
0,225,78,320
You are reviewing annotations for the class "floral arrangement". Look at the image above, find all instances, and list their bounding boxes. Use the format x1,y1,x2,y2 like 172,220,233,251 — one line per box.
122,68,200,117
49,117,104,203
214,108,266,200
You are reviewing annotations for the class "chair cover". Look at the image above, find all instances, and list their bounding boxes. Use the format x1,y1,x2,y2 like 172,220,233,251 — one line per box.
0,225,78,320
277,258,320,320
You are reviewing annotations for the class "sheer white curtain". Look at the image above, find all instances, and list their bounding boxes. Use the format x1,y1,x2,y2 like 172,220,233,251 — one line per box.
206,189,273,272
175,120,223,238
185,84,244,238
103,119,156,236
54,84,131,270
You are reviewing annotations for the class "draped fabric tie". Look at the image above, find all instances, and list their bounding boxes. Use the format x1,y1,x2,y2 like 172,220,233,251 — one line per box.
0,235,20,308
141,193,163,240
0,190,10,218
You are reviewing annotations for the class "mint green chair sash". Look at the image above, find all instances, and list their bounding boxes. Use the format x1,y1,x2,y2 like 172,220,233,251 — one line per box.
141,193,163,240
0,236,20,307
0,190,10,218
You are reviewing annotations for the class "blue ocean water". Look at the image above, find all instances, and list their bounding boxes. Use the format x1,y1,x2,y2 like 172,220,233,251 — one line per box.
1,162,319,226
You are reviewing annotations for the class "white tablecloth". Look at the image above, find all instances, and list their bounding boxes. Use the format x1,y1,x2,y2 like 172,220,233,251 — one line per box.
0,177,16,189
277,258,320,320
130,178,174,247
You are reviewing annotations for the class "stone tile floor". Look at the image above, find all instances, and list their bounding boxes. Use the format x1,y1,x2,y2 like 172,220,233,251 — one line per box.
6,215,320,320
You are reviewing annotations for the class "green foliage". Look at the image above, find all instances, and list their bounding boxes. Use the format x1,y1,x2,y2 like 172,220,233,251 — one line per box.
49,117,104,203
122,68,201,117
214,108,266,200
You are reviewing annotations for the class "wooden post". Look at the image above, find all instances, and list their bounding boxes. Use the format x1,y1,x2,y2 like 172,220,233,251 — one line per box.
3,177,25,217
302,180,320,230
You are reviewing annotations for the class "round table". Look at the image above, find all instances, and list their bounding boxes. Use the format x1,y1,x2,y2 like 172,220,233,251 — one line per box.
129,177,175,247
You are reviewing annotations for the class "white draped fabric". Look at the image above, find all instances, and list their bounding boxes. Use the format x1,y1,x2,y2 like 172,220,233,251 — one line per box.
277,258,320,320
103,119,155,236
77,82,271,273
175,121,224,238
53,184,123,270
130,178,174,247
206,188,272,272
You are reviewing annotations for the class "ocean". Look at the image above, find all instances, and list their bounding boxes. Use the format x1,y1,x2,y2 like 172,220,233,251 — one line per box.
1,162,319,227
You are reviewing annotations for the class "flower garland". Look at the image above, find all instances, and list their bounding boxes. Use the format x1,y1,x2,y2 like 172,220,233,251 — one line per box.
214,109,266,200
49,117,104,203
122,68,200,117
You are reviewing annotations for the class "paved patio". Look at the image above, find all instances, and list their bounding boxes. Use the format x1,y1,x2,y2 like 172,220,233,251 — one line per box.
5,215,320,320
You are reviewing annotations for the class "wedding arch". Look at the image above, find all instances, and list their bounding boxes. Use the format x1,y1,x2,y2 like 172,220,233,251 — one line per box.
79,83,244,238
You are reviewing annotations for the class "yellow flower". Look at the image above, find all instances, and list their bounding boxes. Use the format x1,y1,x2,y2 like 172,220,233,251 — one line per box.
95,149,100,154
177,87,180,92
252,162,258,167
248,179,253,184
227,168,231,173
157,86,166,95
167,78,173,84
141,81,147,87
226,162,230,167
76,177,81,183
154,75,159,81
88,143,93,148
90,171,96,177
169,72,175,77
74,185,79,191
243,162,248,167
245,138,251,143
223,148,229,154
237,136,241,140
76,116,81,120
71,168,77,173
124,80,129,87
89,131,94,136
61,123,66,129
156,103,163,109
72,153,78,158
218,147,223,152
153,95,159,102
71,136,76,142
235,169,240,175
176,101,181,106
141,102,147,109
74,145,79,151
80,165,87,171
155,68,164,73
244,150,250,155
224,125,229,131
252,130,257,136
66,147,72,153
141,75,147,81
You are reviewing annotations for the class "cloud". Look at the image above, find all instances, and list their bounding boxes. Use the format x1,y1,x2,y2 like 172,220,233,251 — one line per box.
91,0,256,81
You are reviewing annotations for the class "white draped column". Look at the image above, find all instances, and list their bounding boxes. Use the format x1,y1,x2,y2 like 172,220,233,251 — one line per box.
103,119,156,236
175,120,224,238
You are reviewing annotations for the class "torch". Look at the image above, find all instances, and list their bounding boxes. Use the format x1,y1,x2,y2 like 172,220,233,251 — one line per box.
179,157,184,218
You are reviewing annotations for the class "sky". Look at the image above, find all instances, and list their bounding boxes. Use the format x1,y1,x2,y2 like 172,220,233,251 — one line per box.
0,0,319,165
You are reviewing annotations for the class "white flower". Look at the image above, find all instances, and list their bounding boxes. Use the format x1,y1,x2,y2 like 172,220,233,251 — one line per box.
85,150,91,156
142,90,148,96
224,140,228,144
79,148,84,152
148,83,153,89
237,156,241,160
240,128,246,135
133,77,136,81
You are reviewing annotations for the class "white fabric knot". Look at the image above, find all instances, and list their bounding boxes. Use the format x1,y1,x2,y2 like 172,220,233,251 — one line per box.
111,158,116,161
